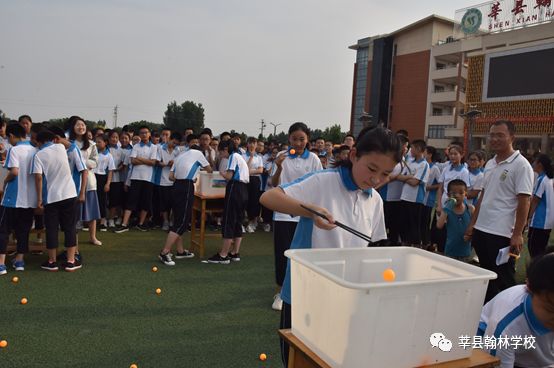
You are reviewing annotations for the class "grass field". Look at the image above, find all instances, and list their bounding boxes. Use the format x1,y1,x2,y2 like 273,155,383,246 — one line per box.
0,227,550,368
1,229,281,368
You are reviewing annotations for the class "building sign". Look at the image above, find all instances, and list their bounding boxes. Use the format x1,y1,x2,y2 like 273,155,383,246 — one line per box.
455,0,553,36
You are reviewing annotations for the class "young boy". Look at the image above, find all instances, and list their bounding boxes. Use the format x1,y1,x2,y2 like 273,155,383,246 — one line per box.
397,139,429,246
243,137,263,233
206,140,249,264
478,250,554,368
157,131,181,231
436,179,474,261
0,124,37,274
32,130,80,271
114,126,159,233
158,145,212,266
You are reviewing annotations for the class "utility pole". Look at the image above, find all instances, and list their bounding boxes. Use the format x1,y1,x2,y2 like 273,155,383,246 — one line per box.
113,105,118,128
270,122,282,136
260,119,267,137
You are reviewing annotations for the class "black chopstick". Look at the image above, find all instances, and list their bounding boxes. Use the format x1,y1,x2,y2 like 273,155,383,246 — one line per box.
300,204,372,242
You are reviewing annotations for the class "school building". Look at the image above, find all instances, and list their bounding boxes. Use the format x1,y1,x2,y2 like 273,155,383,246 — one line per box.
350,1,554,153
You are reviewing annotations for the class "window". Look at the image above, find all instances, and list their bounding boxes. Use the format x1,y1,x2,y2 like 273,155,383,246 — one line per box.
427,125,450,139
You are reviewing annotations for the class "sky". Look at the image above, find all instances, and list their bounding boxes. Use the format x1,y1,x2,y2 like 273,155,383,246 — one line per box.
0,0,477,136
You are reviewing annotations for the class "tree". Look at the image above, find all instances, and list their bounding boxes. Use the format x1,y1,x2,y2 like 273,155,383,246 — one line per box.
322,124,346,144
163,100,204,133
47,117,107,131
127,120,164,133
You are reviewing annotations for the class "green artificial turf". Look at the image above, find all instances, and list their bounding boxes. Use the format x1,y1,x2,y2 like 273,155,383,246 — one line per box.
1,228,551,368
1,229,281,368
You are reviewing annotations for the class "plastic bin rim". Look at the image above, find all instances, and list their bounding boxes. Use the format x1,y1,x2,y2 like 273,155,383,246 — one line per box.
285,247,497,290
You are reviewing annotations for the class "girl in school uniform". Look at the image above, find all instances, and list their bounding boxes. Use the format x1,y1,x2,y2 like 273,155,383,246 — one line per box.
527,154,554,259
268,122,322,311
260,126,402,367
205,140,249,264
118,132,133,224
467,150,485,206
107,131,124,228
68,117,102,246
94,135,116,232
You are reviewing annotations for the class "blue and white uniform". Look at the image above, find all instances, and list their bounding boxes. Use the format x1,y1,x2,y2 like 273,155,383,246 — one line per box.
170,149,209,181
157,144,179,187
468,168,484,205
478,285,554,368
378,162,404,202
424,162,441,208
129,142,159,183
94,149,116,176
66,143,87,193
109,145,125,183
280,166,387,305
2,141,37,208
530,173,553,230
438,163,470,206
400,157,429,204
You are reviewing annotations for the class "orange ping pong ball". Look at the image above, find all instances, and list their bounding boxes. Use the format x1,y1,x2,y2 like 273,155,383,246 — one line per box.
12,276,19,283
155,288,162,295
382,268,396,282
0,340,7,348
289,149,296,155
152,266,158,272
259,353,267,361
20,298,28,305
130,364,138,368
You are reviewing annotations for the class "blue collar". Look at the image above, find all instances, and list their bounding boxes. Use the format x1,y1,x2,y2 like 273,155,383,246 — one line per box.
122,144,132,150
109,144,118,149
15,141,32,147
338,166,372,196
469,168,482,175
139,141,152,147
245,151,257,157
450,163,463,172
414,157,425,164
100,148,110,155
288,148,310,159
39,141,54,150
524,294,551,335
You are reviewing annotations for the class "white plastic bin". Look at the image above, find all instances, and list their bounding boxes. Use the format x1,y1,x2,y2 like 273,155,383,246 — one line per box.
285,247,497,368
194,172,226,196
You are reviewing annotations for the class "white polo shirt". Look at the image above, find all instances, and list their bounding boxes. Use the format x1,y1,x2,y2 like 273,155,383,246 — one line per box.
170,149,210,180
378,162,403,202
438,163,471,206
109,146,124,183
280,166,387,305
226,152,250,183
468,168,484,205
2,141,37,208
67,143,87,193
31,142,77,205
530,173,553,230
475,151,534,238
271,149,323,222
157,144,179,186
242,152,263,177
400,157,429,204
94,149,116,175
129,141,159,182
478,285,554,368
120,145,132,184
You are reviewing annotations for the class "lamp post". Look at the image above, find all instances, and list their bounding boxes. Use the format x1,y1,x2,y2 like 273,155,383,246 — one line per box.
460,106,481,152
270,122,282,136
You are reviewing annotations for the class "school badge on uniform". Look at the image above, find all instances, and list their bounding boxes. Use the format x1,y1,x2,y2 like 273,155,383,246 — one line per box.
500,169,508,181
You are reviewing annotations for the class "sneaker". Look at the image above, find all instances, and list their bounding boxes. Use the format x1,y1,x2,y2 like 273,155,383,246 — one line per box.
135,224,149,232
158,252,175,266
113,225,129,234
108,219,115,228
12,260,25,271
263,223,271,232
272,293,283,311
241,225,246,233
228,253,241,262
75,253,82,263
99,224,108,232
162,221,169,231
0,264,7,275
245,224,254,233
82,227,89,232
41,261,59,271
63,260,82,272
175,250,195,259
206,253,230,265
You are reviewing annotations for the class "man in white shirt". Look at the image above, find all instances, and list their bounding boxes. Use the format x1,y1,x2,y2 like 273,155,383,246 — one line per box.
465,120,534,302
